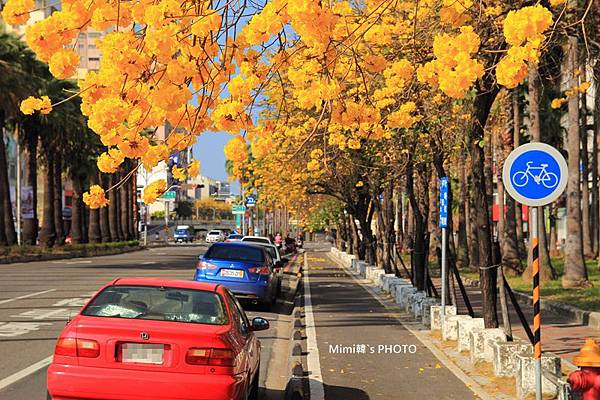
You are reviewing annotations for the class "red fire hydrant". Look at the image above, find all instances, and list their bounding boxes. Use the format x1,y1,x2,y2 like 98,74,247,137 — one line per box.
568,338,600,400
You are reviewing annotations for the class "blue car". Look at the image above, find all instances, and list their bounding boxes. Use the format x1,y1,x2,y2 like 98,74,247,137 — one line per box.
194,242,280,309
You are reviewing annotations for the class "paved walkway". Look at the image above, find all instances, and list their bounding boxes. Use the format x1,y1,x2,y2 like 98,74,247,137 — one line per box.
305,250,478,400
434,275,595,367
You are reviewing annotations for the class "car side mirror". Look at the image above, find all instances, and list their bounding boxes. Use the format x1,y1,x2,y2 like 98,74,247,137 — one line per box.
250,317,270,331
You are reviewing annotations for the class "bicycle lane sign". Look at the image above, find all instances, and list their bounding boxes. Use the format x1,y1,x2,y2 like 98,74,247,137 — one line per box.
502,142,568,207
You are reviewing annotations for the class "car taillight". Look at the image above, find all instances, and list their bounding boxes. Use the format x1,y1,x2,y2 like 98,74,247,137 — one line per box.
186,348,234,366
55,338,100,358
198,261,217,270
248,266,271,275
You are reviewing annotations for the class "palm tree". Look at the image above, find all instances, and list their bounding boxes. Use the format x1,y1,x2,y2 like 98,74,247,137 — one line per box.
99,173,111,242
0,33,43,245
563,35,590,288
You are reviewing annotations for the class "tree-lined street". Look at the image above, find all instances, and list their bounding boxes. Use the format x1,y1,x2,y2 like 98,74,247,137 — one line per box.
0,245,295,400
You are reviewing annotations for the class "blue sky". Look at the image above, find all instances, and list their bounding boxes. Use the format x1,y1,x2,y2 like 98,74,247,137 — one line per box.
192,131,240,193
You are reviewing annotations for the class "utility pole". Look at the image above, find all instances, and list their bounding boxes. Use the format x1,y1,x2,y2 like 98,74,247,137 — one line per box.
15,127,21,246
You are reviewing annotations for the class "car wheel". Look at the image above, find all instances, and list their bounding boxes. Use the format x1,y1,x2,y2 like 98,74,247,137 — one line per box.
248,367,259,400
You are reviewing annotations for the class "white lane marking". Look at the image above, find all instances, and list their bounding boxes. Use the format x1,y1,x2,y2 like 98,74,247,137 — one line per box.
142,261,157,265
51,260,92,264
0,322,53,337
0,289,56,305
53,297,87,307
11,308,71,320
304,253,325,400
329,255,495,400
0,355,53,391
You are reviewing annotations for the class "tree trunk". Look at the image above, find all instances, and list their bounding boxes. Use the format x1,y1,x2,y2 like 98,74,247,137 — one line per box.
428,174,440,267
406,160,429,291
592,63,599,258
129,176,137,239
513,91,527,259
500,91,523,274
39,154,56,248
53,153,65,246
349,214,360,257
21,126,38,245
523,64,556,281
563,35,590,288
404,196,414,252
594,63,600,262
99,173,111,242
395,184,404,254
108,174,121,242
70,172,83,244
0,114,17,245
120,169,131,241
457,153,469,268
467,169,480,270
549,203,559,257
469,83,499,329
580,62,594,259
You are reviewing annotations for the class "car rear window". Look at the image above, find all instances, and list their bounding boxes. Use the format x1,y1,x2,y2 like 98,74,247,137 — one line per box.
205,245,265,263
242,237,269,244
209,230,221,235
82,285,228,325
175,229,189,235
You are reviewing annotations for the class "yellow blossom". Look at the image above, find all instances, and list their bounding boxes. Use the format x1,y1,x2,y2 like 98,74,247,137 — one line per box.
83,185,110,209
20,96,52,115
187,160,200,178
172,166,186,181
48,49,80,79
144,180,167,204
1,0,34,25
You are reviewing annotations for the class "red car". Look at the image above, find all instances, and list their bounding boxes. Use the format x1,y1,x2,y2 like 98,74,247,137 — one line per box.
47,278,269,400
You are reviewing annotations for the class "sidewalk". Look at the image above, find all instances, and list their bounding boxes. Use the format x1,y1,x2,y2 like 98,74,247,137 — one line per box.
303,248,479,399
433,275,596,368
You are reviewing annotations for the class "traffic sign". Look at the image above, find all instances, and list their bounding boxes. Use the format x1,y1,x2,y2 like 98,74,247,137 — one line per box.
160,191,176,200
245,195,256,207
232,204,246,215
439,177,449,228
502,143,568,207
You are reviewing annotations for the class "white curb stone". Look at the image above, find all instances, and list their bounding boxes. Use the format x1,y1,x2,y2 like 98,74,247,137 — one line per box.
493,342,532,377
430,305,457,331
458,317,484,352
516,353,561,399
443,315,470,341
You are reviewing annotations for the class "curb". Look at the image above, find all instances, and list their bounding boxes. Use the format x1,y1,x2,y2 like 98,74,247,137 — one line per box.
0,245,143,265
284,252,308,400
462,277,600,329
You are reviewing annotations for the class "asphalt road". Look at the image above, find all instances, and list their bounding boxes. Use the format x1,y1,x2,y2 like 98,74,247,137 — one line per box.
0,244,294,400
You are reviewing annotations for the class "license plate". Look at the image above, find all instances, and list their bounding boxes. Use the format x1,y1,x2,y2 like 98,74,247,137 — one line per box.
121,343,164,364
221,269,244,278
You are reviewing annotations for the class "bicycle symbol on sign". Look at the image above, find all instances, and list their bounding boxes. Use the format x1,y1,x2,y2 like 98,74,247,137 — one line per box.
512,162,559,189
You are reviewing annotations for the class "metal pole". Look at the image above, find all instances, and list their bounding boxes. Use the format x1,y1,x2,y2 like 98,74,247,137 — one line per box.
143,204,148,246
143,170,148,246
15,131,21,246
441,226,447,314
164,200,169,244
531,206,542,400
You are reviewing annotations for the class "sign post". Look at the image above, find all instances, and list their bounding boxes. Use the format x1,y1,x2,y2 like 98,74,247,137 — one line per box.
503,143,567,400
439,177,449,326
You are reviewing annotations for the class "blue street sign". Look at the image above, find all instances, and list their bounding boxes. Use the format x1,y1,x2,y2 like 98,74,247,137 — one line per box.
439,177,449,228
502,143,568,207
245,195,256,207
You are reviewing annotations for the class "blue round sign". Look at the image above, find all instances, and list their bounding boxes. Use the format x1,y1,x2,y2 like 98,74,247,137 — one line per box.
503,143,568,207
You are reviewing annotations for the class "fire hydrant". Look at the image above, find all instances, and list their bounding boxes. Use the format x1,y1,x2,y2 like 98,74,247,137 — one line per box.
568,338,600,400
